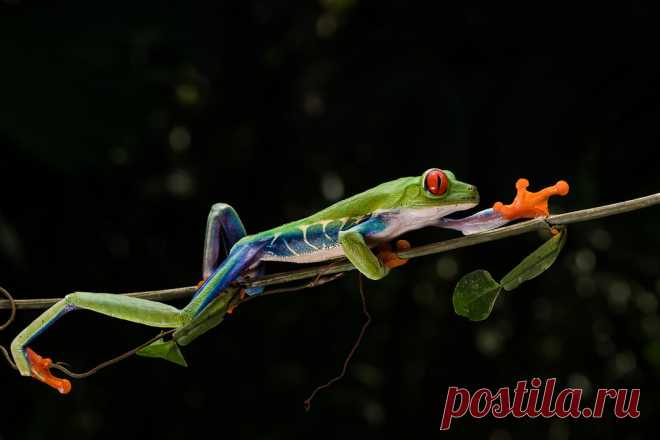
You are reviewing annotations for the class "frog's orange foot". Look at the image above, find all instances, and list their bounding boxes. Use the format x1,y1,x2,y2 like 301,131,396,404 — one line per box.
26,348,71,394
195,278,207,289
493,178,569,220
378,239,411,269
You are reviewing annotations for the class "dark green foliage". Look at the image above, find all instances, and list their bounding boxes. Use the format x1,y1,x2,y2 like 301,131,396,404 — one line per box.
453,228,567,321
453,269,502,321
500,228,567,291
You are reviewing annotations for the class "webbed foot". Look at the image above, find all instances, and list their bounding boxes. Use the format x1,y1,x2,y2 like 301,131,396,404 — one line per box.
378,239,411,269
493,178,569,220
26,348,71,394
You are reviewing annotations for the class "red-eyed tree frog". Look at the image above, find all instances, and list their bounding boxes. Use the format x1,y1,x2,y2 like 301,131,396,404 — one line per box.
10,168,568,393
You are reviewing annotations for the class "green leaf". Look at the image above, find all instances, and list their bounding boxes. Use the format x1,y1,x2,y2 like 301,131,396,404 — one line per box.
500,227,567,291
453,270,503,321
136,338,188,367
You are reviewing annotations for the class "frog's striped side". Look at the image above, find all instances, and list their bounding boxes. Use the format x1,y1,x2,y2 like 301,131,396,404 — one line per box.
260,215,375,263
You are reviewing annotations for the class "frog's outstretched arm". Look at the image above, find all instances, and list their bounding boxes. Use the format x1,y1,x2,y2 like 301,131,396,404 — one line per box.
11,202,262,393
436,178,569,235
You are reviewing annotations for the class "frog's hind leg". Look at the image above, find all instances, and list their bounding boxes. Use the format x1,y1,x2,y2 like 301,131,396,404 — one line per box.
185,241,266,318
203,203,249,279
11,293,191,393
202,203,265,296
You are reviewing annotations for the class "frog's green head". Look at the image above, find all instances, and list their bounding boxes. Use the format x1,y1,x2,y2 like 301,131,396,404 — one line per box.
397,168,479,210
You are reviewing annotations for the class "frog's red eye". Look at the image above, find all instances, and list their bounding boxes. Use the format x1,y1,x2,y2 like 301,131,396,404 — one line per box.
424,169,448,195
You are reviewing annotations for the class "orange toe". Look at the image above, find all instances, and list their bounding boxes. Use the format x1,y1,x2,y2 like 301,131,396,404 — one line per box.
378,241,409,269
395,239,411,251
493,178,569,220
26,348,71,394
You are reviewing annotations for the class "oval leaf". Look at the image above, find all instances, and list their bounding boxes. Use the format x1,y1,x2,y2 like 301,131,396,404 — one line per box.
453,269,502,321
500,227,567,292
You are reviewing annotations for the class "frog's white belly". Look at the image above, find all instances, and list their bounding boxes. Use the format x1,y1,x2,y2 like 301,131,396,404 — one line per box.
262,243,347,263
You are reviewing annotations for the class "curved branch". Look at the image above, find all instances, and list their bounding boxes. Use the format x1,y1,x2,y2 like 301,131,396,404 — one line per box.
2,192,659,310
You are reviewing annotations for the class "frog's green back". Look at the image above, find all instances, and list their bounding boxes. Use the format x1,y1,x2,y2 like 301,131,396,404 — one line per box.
307,177,415,220
240,169,477,243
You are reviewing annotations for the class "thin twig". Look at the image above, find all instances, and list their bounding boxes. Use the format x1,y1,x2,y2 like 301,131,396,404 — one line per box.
49,329,176,379
0,286,16,331
240,273,345,304
1,192,659,310
0,286,17,370
304,272,371,411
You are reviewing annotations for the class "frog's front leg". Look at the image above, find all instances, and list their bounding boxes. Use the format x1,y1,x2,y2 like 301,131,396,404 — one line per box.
437,179,569,235
436,207,509,235
339,217,410,280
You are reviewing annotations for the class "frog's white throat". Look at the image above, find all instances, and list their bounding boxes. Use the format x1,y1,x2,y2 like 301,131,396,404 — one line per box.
372,202,478,239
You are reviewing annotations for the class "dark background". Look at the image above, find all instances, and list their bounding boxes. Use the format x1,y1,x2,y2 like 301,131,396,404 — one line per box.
1,1,659,439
